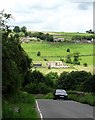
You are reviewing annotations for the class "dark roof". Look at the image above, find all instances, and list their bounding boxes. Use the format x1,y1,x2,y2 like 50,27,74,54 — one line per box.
33,64,42,67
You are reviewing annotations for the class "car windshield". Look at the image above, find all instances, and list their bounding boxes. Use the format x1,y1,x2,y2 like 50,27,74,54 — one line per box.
55,89,67,95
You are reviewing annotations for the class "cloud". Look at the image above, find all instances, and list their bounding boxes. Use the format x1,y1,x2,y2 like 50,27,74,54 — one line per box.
77,3,93,10
0,0,93,32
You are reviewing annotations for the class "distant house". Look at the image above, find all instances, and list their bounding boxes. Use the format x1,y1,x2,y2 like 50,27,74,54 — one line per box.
31,37,38,41
20,36,31,43
54,38,64,42
33,63,42,67
82,40,93,43
74,39,94,44
47,61,69,68
91,38,94,43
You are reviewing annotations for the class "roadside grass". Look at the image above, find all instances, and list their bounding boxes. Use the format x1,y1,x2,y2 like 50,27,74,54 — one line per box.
34,93,53,99
2,92,39,119
68,92,95,106
34,92,95,106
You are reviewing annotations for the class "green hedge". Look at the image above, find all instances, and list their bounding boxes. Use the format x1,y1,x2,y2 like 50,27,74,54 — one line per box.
68,91,95,106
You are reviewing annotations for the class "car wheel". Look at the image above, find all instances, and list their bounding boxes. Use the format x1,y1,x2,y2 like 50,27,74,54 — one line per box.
64,96,68,100
53,97,57,100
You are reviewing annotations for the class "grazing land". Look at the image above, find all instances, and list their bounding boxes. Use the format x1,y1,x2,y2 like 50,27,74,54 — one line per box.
49,32,94,41
22,41,93,74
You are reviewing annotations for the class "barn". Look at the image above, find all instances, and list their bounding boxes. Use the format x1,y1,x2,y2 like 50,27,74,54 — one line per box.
47,61,69,68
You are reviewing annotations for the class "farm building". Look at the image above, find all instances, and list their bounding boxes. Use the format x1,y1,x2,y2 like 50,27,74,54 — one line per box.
20,37,31,43
54,38,64,42
33,63,42,67
30,37,38,41
47,61,69,68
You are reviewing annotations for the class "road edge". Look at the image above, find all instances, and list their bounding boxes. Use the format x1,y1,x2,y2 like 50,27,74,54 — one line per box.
36,100,43,120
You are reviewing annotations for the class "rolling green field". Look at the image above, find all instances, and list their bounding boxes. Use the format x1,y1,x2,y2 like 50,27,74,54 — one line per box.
22,41,94,74
49,32,94,41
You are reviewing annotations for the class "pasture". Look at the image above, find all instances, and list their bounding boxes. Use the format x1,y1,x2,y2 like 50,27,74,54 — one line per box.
22,41,94,74
49,32,94,41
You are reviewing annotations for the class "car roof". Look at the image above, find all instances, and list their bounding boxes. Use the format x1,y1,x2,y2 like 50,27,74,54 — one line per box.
55,89,66,92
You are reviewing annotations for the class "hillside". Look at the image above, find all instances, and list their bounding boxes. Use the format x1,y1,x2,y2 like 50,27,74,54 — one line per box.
22,41,93,74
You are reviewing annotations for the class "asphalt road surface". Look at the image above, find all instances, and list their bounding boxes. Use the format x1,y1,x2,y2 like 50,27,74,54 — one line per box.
36,99,94,119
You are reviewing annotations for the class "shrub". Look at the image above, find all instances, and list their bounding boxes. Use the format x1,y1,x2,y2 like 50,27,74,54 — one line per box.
83,63,88,67
24,83,39,94
60,57,64,62
38,83,52,94
30,70,45,84
37,51,41,56
44,57,47,61
66,54,72,63
43,93,53,99
68,92,95,106
56,71,93,92
73,61,80,65
48,65,51,69
66,48,70,52
24,83,51,94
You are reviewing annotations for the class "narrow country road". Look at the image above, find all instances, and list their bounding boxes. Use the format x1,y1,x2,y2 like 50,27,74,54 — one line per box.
36,99,94,119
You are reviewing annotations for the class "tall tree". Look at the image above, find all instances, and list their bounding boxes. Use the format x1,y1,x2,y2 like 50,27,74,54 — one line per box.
66,54,72,63
73,52,80,65
13,26,20,33
66,48,70,52
1,11,32,96
21,26,27,35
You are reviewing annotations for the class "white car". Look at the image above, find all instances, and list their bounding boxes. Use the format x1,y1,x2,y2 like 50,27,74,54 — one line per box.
53,89,68,100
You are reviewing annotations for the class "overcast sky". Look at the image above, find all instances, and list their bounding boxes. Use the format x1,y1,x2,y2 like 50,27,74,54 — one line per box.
0,0,94,32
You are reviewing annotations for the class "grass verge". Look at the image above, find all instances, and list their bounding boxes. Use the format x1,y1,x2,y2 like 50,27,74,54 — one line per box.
34,93,53,99
68,91,95,106
34,92,95,106
2,92,39,119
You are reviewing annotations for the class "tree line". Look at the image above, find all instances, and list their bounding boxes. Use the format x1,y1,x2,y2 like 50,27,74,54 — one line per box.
31,32,54,42
12,26,54,42
72,34,94,41
1,11,32,97
23,70,95,94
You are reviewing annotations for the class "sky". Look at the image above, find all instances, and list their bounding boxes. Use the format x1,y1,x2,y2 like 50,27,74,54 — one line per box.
0,0,94,32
